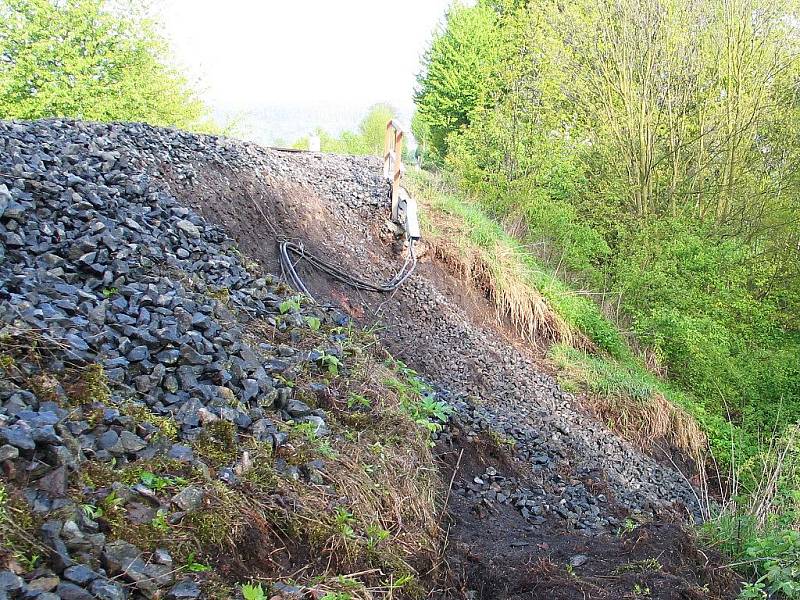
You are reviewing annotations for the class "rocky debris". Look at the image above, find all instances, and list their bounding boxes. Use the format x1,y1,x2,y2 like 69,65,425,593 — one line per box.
0,118,705,598
84,116,701,527
167,579,202,599
436,392,700,533
0,119,360,599
400,281,702,526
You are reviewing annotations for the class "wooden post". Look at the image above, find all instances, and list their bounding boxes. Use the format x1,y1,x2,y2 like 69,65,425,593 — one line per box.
384,120,405,222
391,129,403,221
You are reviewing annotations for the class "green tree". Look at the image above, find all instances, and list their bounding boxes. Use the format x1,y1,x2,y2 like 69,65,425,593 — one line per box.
0,0,208,129
414,1,506,162
355,103,395,156
415,0,800,478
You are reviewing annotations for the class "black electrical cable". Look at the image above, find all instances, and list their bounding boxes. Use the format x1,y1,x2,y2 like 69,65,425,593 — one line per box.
278,239,417,303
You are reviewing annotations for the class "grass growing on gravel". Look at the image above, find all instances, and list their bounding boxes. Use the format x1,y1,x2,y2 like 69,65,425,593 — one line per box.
165,340,445,599
0,318,445,599
549,344,731,464
408,170,626,356
407,172,710,451
409,171,800,599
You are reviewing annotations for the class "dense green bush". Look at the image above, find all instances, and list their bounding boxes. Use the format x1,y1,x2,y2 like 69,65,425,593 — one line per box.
610,220,800,435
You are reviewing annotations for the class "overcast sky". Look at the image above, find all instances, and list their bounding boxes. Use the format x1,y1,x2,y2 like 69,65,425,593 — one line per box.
157,0,455,144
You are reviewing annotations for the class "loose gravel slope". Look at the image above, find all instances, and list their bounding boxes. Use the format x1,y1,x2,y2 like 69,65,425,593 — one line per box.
0,120,740,599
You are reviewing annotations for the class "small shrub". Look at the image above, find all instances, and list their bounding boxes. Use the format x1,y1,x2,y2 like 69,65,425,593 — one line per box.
334,507,356,540
346,393,371,410
241,583,266,600
279,296,303,314
321,593,352,600
384,360,453,433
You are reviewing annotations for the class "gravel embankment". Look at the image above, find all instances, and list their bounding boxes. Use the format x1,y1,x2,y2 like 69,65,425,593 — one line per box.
0,120,355,599
0,119,701,599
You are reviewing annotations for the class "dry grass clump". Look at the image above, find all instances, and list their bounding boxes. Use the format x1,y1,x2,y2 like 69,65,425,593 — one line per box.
0,320,443,598
489,240,578,347
407,172,595,351
263,357,442,593
154,351,444,599
551,344,708,463
426,208,583,350
587,391,707,462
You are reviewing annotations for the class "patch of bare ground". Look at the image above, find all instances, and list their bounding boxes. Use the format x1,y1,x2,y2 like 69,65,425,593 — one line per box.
433,428,739,600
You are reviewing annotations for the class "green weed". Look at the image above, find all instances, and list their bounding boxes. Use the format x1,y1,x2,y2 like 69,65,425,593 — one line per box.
183,552,210,573
279,296,303,314
333,507,356,540
241,583,267,600
151,510,170,533
314,350,341,376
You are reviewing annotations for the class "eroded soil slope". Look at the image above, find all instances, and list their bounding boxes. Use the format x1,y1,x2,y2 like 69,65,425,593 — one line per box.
125,124,740,598
0,121,740,599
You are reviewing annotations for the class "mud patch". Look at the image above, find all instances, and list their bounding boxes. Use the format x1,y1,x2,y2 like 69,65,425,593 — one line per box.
435,428,740,600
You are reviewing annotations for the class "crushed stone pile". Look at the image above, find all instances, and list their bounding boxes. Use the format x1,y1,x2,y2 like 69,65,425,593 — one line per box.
0,120,363,599
77,120,701,530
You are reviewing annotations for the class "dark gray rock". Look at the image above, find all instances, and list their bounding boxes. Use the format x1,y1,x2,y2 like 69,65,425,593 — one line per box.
569,554,589,567
0,184,10,218
26,576,60,594
35,466,68,497
171,486,203,512
175,219,200,237
63,564,98,585
179,344,210,365
127,345,149,362
0,571,23,593
285,399,313,418
55,582,95,600
0,445,19,461
153,548,173,566
0,425,35,450
102,539,141,574
167,444,194,462
97,430,119,450
118,430,147,453
167,579,201,599
89,578,126,600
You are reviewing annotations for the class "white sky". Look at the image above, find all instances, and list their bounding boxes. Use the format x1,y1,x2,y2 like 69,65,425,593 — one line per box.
157,0,455,144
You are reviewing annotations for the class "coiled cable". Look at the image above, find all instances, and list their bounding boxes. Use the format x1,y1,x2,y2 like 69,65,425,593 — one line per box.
278,239,416,303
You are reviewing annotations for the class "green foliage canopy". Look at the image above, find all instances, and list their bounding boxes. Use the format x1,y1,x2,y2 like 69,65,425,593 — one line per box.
414,2,509,162
0,0,207,128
